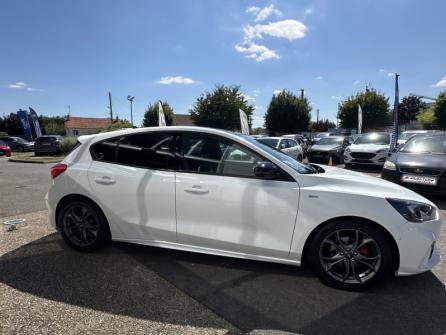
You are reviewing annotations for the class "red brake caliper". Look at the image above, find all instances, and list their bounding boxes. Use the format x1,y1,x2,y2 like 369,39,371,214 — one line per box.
359,245,369,256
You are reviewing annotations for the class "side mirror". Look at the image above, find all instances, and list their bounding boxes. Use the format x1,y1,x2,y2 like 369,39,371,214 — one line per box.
253,161,282,179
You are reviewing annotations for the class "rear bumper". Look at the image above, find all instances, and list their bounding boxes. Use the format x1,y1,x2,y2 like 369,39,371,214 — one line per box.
35,145,61,153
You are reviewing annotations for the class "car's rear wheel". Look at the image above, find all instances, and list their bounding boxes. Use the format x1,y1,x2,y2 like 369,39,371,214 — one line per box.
307,220,392,290
58,200,110,252
16,145,24,152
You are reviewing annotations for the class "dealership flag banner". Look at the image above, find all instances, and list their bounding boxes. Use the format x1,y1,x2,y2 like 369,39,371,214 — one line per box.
357,104,363,135
17,110,32,141
158,101,166,127
239,109,249,135
390,74,400,151
29,107,42,138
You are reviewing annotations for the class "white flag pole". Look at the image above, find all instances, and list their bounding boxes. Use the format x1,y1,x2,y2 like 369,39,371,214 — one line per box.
358,104,363,135
158,101,166,127
239,109,249,135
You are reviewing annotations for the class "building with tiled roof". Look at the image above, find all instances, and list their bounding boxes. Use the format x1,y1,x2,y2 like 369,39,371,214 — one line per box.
64,117,112,136
174,114,194,126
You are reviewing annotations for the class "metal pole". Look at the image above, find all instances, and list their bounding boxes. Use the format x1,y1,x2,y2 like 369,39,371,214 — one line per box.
130,100,133,127
108,92,113,122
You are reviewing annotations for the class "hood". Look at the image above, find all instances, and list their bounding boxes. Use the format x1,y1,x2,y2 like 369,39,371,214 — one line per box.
349,143,389,152
310,144,342,152
391,152,446,170
308,165,433,205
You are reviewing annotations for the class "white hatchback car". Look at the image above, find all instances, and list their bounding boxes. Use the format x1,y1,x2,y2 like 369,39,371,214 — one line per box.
344,132,391,166
256,137,303,161
46,127,442,290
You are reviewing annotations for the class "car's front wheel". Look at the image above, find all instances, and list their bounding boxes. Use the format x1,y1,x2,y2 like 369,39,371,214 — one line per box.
58,200,110,252
307,220,392,290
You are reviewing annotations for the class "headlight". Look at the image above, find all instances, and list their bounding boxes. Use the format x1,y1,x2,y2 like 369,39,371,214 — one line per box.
383,160,396,170
376,148,388,153
387,198,437,223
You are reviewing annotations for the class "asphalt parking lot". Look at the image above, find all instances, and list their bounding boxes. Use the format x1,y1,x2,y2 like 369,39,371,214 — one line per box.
1,157,445,334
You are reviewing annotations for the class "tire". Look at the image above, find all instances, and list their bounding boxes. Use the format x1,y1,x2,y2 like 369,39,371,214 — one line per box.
297,154,303,162
16,145,24,152
307,220,392,291
344,163,352,168
34,152,41,156
58,199,110,252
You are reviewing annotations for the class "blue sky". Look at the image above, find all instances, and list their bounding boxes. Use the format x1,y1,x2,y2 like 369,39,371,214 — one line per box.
1,0,445,128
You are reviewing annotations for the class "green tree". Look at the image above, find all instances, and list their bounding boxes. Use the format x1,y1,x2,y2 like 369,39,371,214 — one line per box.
310,119,336,132
337,88,390,131
44,122,66,135
264,90,311,133
433,91,446,129
142,101,175,127
190,85,254,131
103,119,133,132
417,108,437,130
398,95,427,125
0,113,22,135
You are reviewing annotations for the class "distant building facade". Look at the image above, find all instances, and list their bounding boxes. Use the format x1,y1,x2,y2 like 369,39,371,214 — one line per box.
64,117,111,136
174,114,194,126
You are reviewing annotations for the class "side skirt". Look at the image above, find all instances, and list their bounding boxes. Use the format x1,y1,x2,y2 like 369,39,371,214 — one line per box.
112,238,301,266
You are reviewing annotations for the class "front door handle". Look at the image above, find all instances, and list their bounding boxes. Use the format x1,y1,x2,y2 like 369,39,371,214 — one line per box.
94,176,116,185
184,185,209,194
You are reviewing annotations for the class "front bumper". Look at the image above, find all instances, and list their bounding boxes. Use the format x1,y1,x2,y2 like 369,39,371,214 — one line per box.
395,216,442,276
307,150,342,163
344,151,388,165
382,169,446,196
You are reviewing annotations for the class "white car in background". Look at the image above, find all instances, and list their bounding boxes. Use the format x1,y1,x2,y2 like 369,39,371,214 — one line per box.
344,133,391,166
397,130,435,147
46,126,441,290
256,137,303,161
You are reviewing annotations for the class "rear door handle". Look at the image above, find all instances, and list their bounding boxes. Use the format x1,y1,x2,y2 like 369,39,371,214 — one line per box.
184,185,209,194
94,176,116,185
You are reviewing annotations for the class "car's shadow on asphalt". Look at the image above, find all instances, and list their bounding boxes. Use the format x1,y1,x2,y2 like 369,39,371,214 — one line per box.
1,233,445,334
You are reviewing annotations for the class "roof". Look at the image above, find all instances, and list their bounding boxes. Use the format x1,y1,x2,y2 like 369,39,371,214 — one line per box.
174,114,194,126
65,117,112,129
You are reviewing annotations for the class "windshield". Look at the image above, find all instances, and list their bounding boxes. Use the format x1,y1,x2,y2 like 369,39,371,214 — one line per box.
317,137,343,145
400,135,446,154
316,133,331,138
246,136,318,174
257,138,279,147
354,133,390,145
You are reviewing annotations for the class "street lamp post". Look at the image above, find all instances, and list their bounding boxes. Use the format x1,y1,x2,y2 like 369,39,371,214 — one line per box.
127,95,135,127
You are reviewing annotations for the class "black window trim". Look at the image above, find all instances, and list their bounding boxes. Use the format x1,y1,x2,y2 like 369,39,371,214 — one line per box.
89,130,295,182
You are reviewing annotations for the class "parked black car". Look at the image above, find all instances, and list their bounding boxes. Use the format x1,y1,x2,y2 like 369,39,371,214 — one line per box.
307,136,353,164
34,135,64,155
382,134,446,195
0,136,34,152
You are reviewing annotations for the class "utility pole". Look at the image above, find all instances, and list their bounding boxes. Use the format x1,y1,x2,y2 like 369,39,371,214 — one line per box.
127,95,135,127
66,105,70,117
108,92,113,122
316,109,319,123
300,89,304,100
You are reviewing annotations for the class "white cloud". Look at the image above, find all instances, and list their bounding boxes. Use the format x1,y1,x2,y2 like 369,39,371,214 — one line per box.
304,8,313,16
387,72,395,77
246,6,260,15
243,19,307,41
252,89,260,97
241,93,256,102
27,87,44,92
379,69,386,73
314,76,323,80
331,95,342,100
8,81,28,89
273,89,285,95
353,80,361,86
433,76,446,87
235,42,279,61
157,76,196,85
246,4,283,22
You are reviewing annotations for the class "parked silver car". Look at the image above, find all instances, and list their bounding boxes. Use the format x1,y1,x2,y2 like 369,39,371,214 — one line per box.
256,137,303,161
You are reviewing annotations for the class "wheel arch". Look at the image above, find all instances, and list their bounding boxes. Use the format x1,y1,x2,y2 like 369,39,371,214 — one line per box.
55,193,111,238
301,216,400,272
